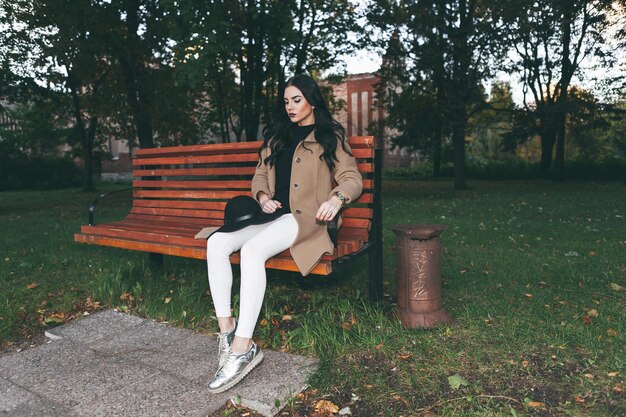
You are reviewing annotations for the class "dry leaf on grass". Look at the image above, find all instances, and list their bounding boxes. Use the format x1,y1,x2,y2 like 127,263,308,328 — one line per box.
526,401,544,408
44,313,66,325
315,399,339,415
26,282,39,289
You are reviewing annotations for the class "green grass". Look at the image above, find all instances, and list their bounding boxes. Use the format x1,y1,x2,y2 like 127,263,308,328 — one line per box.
1,180,624,416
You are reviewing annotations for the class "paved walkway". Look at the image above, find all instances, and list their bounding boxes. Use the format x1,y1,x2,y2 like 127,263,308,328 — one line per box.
0,310,317,416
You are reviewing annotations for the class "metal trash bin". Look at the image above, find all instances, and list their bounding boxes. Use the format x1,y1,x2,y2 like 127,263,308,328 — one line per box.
389,224,454,329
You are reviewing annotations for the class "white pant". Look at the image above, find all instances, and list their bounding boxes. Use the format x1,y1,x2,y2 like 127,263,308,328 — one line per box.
206,213,298,338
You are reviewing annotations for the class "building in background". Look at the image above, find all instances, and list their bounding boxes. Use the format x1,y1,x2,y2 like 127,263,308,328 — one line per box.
329,72,417,168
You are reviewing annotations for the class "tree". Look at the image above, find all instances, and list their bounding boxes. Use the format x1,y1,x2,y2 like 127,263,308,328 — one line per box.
4,0,114,191
504,0,619,179
175,0,359,142
367,0,507,188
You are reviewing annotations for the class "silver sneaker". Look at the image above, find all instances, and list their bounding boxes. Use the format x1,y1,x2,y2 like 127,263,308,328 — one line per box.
207,341,264,394
217,318,237,368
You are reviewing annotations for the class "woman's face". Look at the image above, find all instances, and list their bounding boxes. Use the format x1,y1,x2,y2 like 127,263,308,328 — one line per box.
284,86,315,126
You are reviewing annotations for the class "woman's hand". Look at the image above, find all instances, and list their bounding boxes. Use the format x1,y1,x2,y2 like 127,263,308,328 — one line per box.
315,196,343,222
258,193,282,213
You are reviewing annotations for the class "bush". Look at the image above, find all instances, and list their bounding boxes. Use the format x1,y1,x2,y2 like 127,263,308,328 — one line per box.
383,158,626,181
0,154,82,190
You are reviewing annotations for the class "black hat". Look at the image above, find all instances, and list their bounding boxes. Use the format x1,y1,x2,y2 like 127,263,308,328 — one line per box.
213,195,284,235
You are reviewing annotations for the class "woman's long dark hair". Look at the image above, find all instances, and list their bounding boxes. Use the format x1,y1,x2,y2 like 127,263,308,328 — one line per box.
259,74,352,171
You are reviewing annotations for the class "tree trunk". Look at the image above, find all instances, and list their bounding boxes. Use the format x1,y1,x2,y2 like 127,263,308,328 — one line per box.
69,82,94,192
433,123,442,177
539,115,557,175
554,112,566,181
452,117,468,189
117,0,154,149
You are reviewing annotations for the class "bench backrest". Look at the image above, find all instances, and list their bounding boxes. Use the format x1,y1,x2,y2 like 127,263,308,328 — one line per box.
130,137,378,244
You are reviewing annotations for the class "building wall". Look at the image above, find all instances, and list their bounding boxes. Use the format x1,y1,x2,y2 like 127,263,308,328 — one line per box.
330,73,417,169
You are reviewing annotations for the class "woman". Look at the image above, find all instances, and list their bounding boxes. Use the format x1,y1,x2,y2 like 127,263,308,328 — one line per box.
206,74,363,393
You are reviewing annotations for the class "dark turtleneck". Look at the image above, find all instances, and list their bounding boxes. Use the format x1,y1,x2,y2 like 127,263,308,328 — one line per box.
273,123,315,213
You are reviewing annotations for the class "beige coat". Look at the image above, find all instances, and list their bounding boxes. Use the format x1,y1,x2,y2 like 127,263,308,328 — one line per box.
251,131,363,276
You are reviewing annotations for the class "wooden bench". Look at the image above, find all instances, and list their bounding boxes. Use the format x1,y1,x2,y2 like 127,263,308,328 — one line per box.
75,136,383,301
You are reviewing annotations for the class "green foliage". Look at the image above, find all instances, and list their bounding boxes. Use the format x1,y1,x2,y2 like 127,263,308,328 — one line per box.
0,155,81,190
385,158,626,181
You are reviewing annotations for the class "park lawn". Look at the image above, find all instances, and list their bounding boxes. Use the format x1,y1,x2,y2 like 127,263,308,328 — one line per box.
0,180,624,417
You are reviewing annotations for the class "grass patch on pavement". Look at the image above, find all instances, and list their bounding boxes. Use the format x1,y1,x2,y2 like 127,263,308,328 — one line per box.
1,180,624,416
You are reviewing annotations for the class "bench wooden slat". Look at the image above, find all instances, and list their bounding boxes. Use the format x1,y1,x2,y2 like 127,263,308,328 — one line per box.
133,179,374,190
132,163,372,177
130,207,223,219
133,190,248,199
126,213,219,225
342,207,373,219
75,233,333,274
133,153,259,166
133,200,227,210
132,149,373,166
132,167,256,177
133,180,252,189
133,137,375,158
135,141,263,157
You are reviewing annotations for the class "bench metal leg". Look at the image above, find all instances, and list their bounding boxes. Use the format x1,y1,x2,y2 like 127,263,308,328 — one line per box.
149,253,164,275
369,243,383,304
369,146,384,304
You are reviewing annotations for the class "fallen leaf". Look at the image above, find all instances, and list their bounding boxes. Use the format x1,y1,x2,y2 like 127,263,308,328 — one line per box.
588,251,596,256
374,341,384,350
522,360,529,368
315,399,339,414
164,297,171,304
613,384,623,393
583,373,594,379
526,401,544,408
448,374,469,389
610,283,625,292
84,297,101,310
120,292,134,301
26,282,39,289
581,315,592,325
575,396,585,404
587,309,599,318
44,313,66,325
397,353,412,360
525,293,534,298
607,328,617,337
608,371,619,377
282,314,292,321
260,318,268,327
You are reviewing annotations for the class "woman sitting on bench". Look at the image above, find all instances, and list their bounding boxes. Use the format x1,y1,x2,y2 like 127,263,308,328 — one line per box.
205,73,363,393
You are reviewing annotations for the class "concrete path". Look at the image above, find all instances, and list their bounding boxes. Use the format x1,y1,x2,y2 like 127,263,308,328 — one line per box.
0,309,318,417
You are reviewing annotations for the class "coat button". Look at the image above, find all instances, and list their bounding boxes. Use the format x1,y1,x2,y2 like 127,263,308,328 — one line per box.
295,157,301,163
295,209,301,214
293,183,299,189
